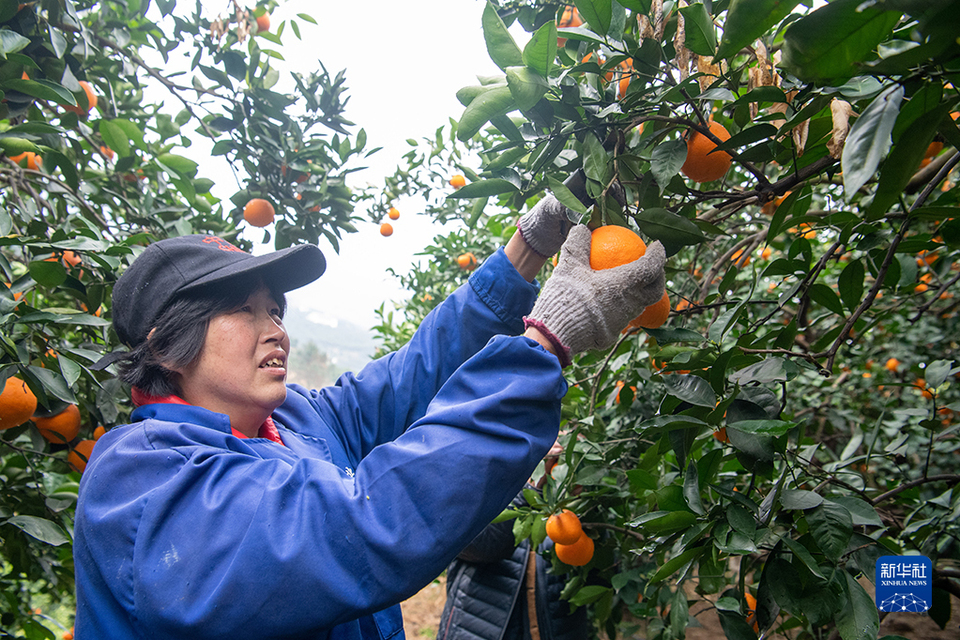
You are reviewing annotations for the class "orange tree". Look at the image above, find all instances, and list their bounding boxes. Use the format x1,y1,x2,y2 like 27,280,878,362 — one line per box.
0,0,368,635
373,1,960,639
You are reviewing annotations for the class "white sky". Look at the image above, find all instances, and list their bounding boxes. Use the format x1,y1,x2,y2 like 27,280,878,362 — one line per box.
240,0,505,328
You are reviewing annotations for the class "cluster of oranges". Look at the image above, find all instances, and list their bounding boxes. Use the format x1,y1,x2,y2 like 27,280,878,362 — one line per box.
589,226,671,331
380,206,400,237
0,376,102,473
546,509,594,566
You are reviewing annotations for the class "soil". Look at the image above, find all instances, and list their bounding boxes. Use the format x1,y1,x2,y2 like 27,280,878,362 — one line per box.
401,574,960,640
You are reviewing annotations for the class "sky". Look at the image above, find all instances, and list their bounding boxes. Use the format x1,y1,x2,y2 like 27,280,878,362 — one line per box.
238,0,507,329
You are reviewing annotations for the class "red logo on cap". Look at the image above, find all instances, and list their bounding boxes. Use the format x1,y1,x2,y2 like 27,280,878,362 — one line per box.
202,236,246,254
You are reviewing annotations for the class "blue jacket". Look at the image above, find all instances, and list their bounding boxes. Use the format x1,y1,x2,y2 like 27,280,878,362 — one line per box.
73,248,566,640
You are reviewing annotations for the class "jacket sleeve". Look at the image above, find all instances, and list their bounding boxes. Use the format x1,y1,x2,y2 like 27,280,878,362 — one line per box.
456,489,531,564
76,336,565,639
276,247,540,465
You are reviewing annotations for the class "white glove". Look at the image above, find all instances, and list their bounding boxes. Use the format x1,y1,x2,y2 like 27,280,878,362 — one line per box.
524,226,666,366
516,195,577,258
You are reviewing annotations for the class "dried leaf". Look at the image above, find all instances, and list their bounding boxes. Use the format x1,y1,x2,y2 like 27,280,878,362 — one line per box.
792,119,809,156
638,14,654,42
674,3,690,80
653,0,666,42
697,55,721,93
827,98,856,159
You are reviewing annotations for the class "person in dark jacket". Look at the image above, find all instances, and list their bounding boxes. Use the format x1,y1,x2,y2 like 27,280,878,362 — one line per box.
74,190,665,639
438,440,589,640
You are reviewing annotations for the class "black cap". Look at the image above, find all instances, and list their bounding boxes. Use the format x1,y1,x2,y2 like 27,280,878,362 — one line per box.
111,235,325,347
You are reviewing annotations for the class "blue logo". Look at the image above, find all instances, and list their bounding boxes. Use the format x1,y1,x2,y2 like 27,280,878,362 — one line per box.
875,555,932,612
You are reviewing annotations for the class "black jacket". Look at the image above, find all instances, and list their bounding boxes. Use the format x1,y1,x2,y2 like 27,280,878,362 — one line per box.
437,493,589,640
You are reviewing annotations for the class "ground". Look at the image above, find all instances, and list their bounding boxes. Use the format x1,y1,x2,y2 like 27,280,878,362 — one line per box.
401,574,960,640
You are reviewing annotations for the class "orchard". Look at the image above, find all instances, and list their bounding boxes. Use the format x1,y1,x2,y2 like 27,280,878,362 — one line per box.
0,0,959,639
374,1,960,639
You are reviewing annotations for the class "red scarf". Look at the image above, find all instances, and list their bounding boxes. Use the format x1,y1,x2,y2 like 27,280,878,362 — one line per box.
131,388,285,445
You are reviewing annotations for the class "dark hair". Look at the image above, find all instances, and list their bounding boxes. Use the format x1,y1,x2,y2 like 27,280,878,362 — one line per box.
116,279,287,397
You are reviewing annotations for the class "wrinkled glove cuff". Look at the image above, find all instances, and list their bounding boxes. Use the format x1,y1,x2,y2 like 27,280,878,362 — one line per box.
523,316,572,368
515,221,550,259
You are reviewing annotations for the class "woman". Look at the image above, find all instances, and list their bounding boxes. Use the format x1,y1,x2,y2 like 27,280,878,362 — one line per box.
74,195,665,639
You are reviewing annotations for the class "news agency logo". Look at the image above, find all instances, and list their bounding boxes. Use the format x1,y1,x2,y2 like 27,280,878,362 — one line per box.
875,555,932,612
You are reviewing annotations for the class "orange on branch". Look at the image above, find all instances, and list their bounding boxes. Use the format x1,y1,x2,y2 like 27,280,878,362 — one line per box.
713,427,729,443
555,532,594,566
64,80,97,116
380,222,394,237
68,439,96,473
93,425,107,440
388,207,400,220
255,12,271,32
449,174,466,188
625,291,670,331
62,251,81,268
0,376,37,431
745,592,759,632
243,198,275,227
556,6,582,46
9,151,41,170
35,404,81,444
100,146,114,160
589,225,646,271
456,252,477,271
681,121,732,183
885,358,899,372
546,509,583,545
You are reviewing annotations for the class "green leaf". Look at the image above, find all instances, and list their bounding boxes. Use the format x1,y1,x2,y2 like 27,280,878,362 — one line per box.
28,259,66,287
650,140,687,194
729,357,798,384
838,260,865,313
628,510,698,534
505,66,548,112
842,85,903,198
662,374,717,408
826,496,883,528
836,572,880,640
715,0,801,61
0,29,30,56
866,102,951,220
728,419,795,437
644,327,705,344
482,2,523,71
781,0,901,82
446,179,519,199
100,120,130,157
574,0,614,37
808,283,845,315
4,515,70,546
781,537,826,580
547,177,590,216
780,489,824,510
806,502,853,563
4,78,76,106
157,153,199,179
457,85,515,141
522,21,556,77
678,3,717,57
635,208,707,254
27,365,76,404
649,546,704,583
683,462,705,515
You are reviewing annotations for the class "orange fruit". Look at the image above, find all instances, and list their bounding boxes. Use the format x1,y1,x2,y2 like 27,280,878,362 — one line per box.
9,151,41,170
761,191,791,216
731,248,751,267
745,592,759,632
713,427,729,443
62,251,82,268
915,283,929,293
380,222,394,237
100,146,114,160
35,404,82,444
388,207,400,220
243,198,275,227
589,225,647,271
456,252,477,271
546,509,583,544
681,121,732,183
255,13,271,32
761,247,773,260
0,376,37,430
449,174,466,188
885,358,899,372
615,380,636,404
924,141,943,159
67,439,96,473
556,6,582,46
555,532,594,566
93,425,107,440
915,379,934,399
625,291,670,331
64,80,97,116
617,60,633,100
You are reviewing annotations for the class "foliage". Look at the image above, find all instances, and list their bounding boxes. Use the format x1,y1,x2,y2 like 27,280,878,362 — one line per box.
374,1,960,639
0,0,368,634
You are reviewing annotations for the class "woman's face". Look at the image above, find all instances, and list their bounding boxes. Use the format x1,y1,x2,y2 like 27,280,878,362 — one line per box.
175,285,290,433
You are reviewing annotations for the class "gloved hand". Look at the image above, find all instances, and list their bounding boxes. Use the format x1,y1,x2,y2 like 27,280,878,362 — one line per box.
524,225,666,367
516,195,578,258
